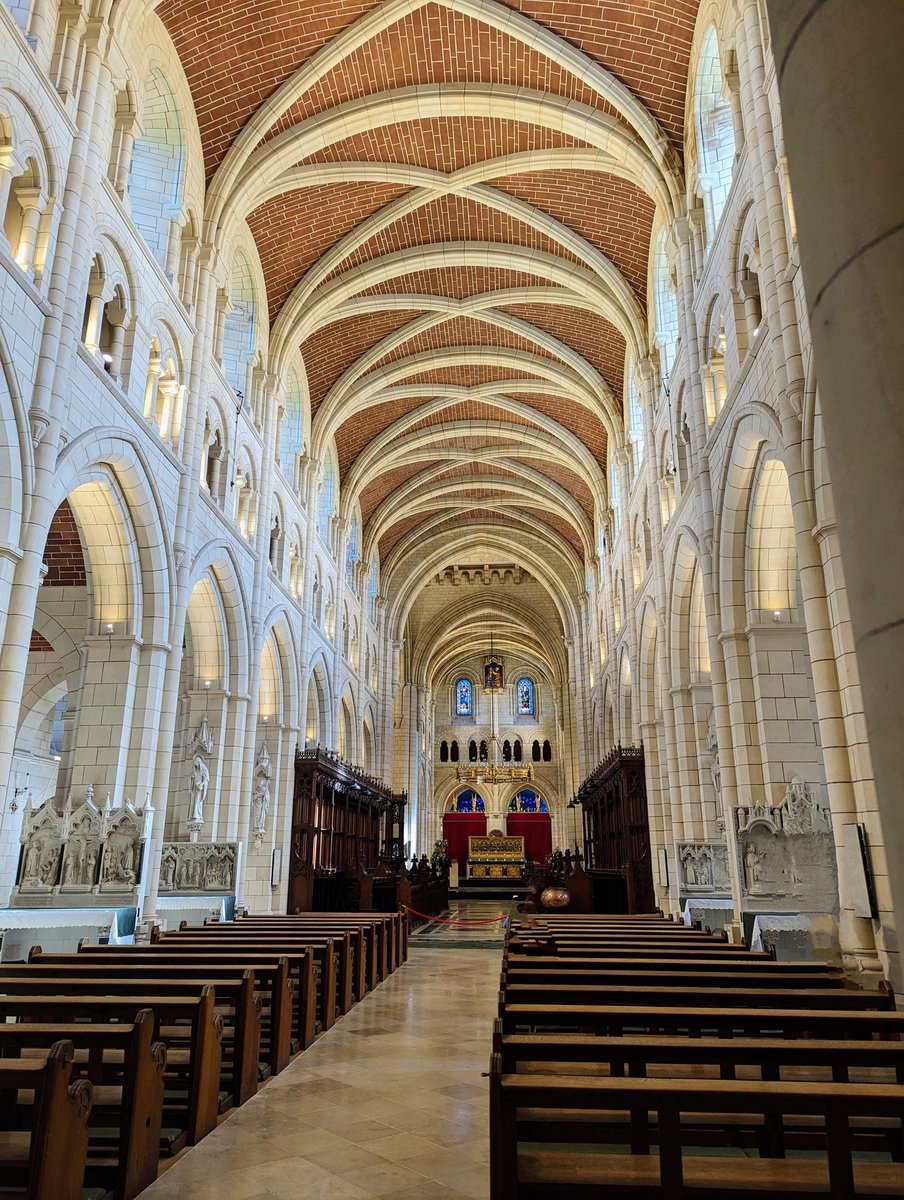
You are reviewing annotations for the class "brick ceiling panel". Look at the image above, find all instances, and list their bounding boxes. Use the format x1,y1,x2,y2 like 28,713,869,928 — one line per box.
509,391,608,463
301,117,591,174
489,170,656,300
379,509,444,560
302,309,423,417
427,463,522,484
43,499,87,586
534,508,585,556
404,400,544,435
357,265,555,300
497,0,699,150
330,193,585,277
373,315,564,368
400,363,543,388
502,304,627,398
157,0,384,178
269,3,614,136
248,183,410,322
359,460,443,523
336,395,441,476
511,457,595,517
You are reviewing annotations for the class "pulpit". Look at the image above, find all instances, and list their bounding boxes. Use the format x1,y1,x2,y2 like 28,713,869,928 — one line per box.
467,831,526,880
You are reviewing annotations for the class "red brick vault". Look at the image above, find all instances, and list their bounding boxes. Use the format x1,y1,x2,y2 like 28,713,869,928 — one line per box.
158,0,697,576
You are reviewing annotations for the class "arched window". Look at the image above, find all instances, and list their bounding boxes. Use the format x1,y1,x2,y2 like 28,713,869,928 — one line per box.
454,789,484,814
479,740,488,762
542,739,552,762
531,739,541,762
654,230,679,376
468,739,477,762
695,27,737,242
440,740,449,763
318,453,335,543
455,678,472,717
222,255,256,402
513,739,523,762
450,740,459,763
279,368,303,487
502,739,512,762
3,155,50,281
508,788,550,814
610,468,622,533
626,364,644,478
129,69,184,266
368,555,379,623
345,515,359,589
516,677,535,716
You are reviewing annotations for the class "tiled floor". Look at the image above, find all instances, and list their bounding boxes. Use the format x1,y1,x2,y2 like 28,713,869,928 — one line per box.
408,899,517,945
141,945,501,1200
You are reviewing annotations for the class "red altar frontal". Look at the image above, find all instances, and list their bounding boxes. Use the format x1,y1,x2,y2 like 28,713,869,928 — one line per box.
442,812,552,871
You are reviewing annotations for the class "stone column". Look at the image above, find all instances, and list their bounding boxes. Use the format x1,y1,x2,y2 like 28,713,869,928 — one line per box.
767,0,904,984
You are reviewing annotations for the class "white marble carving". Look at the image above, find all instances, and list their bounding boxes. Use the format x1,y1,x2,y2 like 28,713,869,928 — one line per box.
17,796,63,891
251,742,272,845
159,841,238,894
677,840,731,894
735,779,837,913
98,798,149,893
190,714,215,758
59,793,102,889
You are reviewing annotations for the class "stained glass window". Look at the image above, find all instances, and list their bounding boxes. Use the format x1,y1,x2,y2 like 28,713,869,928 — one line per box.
517,677,535,715
509,788,549,813
455,789,484,813
455,678,472,716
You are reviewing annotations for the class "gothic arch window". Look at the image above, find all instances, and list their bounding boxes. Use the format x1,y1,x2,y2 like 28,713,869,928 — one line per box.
479,740,488,762
531,739,541,762
128,69,184,266
345,514,359,590
450,740,459,763
502,739,512,762
221,254,256,404
453,789,484,814
654,230,679,375
440,740,449,763
542,739,552,762
626,364,644,479
513,739,523,762
455,677,473,717
509,788,549,813
468,739,477,762
695,27,737,243
279,368,304,488
516,677,535,716
318,452,335,544
368,555,379,623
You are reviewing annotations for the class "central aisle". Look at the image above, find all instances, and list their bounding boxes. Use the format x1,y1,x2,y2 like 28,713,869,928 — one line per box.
142,947,500,1200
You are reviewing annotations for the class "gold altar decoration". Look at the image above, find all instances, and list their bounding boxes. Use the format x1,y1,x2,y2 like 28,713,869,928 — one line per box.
468,832,526,880
455,764,533,784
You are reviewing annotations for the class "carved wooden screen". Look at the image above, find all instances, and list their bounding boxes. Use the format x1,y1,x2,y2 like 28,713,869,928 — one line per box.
578,744,654,913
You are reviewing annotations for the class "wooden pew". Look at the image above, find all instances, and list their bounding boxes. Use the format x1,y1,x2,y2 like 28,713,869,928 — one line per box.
0,1040,94,1200
503,952,841,974
0,967,260,1109
0,990,222,1144
501,965,853,991
154,930,342,1030
498,999,904,1040
236,911,404,980
61,946,308,1061
507,940,775,961
0,1011,164,1200
490,1060,904,1199
499,980,890,1012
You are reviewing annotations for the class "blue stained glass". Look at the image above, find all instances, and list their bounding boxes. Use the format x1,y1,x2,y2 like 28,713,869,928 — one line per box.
510,788,546,813
517,677,534,715
456,678,472,716
456,789,484,813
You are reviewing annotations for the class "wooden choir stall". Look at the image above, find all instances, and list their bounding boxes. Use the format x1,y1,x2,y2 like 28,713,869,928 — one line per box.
577,743,655,913
288,749,406,913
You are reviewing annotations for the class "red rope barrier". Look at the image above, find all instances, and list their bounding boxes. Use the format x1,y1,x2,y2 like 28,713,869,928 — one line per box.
402,905,508,926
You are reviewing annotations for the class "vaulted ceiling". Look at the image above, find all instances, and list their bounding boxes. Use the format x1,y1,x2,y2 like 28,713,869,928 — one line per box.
158,0,698,600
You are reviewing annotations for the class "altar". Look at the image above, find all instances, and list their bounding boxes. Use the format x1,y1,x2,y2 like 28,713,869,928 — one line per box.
467,832,526,880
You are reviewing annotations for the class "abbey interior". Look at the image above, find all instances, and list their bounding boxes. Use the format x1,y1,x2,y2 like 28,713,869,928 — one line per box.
0,0,902,1197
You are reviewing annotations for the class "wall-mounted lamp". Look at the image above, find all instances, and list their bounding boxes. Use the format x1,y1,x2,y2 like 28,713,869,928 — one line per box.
261,714,269,724
105,622,114,637
203,680,212,690
773,610,782,623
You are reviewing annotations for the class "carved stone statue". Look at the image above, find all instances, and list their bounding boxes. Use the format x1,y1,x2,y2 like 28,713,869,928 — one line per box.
744,842,764,890
251,742,273,840
161,845,177,892
159,841,238,893
22,836,44,884
189,755,210,824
